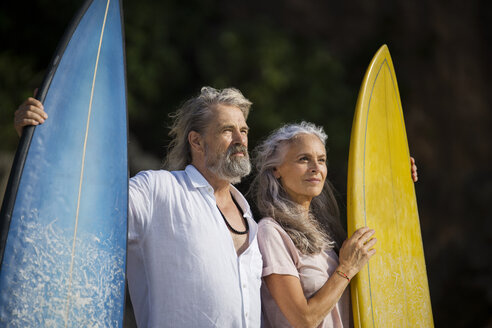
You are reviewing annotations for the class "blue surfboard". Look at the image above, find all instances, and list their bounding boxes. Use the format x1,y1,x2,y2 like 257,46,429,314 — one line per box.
0,0,127,326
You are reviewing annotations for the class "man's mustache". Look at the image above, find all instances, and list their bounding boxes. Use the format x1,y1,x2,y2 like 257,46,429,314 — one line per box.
227,145,249,158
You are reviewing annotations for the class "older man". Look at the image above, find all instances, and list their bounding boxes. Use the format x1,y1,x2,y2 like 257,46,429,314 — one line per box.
15,87,262,327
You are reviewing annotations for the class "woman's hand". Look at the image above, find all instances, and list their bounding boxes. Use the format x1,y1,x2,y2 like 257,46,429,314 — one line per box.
264,227,376,328
338,227,377,279
14,95,47,137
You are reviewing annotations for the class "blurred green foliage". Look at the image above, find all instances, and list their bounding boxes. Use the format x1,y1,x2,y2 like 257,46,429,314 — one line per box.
1,0,355,191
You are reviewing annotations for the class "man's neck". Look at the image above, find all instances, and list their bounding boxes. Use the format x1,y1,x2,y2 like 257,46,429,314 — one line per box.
191,162,231,200
191,162,249,255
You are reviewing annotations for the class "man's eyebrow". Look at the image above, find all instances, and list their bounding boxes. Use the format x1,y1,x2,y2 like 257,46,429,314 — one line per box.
219,124,249,131
218,124,234,130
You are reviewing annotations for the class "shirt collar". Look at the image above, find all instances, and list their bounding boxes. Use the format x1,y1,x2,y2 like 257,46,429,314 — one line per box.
184,165,253,220
229,184,253,220
185,164,211,189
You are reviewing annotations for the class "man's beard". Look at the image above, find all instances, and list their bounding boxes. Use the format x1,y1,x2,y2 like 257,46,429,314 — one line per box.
205,143,251,184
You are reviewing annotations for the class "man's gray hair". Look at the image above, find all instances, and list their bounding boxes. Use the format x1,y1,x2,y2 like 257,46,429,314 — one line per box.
250,122,346,254
163,86,252,171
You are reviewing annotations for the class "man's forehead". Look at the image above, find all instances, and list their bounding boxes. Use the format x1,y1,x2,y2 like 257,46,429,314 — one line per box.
213,103,242,114
211,104,247,123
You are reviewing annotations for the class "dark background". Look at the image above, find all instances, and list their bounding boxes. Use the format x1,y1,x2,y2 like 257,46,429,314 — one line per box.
1,0,491,327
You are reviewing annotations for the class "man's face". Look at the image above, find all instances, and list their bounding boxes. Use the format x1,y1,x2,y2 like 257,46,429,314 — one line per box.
203,105,251,184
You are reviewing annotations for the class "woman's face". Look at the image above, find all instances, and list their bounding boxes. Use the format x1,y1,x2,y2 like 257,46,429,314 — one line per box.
274,133,327,209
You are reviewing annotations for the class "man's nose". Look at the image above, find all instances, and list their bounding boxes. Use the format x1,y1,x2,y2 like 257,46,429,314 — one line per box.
232,129,246,145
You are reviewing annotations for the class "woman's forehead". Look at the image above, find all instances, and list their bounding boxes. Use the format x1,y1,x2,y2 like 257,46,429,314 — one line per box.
282,133,326,155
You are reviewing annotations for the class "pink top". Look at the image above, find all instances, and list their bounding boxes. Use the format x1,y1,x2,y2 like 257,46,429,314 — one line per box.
258,217,352,328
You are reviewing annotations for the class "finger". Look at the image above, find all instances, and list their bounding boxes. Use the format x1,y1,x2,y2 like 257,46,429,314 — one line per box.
21,97,44,111
352,226,371,239
410,157,418,182
26,105,47,119
17,110,46,124
363,237,377,249
359,228,375,239
15,109,45,124
16,118,40,127
367,248,376,258
16,104,47,120
357,229,376,244
27,97,44,110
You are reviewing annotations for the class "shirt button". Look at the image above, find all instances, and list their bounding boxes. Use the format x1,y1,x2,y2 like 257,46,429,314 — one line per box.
245,312,248,317
243,284,247,289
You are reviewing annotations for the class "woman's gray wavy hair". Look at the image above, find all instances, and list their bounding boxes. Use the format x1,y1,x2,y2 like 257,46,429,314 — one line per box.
250,122,346,254
163,86,252,171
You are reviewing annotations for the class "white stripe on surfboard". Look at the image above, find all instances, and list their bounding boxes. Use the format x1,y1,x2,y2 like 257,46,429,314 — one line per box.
64,0,111,326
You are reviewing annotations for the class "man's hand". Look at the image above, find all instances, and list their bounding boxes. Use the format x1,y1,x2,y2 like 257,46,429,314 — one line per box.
14,94,47,137
410,157,418,182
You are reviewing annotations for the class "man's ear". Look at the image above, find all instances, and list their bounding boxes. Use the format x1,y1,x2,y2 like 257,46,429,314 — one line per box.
188,130,204,154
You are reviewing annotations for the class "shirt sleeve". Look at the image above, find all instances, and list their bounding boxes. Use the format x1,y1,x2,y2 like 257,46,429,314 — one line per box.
257,219,299,278
128,171,154,242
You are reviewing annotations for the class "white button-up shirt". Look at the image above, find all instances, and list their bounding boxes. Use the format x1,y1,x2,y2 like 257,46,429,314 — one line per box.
127,165,262,328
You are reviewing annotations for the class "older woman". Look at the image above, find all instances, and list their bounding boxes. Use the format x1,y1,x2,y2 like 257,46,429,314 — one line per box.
251,122,417,328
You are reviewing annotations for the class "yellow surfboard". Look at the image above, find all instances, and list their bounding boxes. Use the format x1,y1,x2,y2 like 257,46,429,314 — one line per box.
347,45,434,327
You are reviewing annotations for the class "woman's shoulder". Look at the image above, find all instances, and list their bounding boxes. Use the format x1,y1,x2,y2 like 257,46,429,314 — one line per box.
257,217,300,265
258,217,283,230
258,217,290,240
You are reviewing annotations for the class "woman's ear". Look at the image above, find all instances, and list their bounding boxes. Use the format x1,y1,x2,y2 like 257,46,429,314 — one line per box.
273,167,281,179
